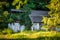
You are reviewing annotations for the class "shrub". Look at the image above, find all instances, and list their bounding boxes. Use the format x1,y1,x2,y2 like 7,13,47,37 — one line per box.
42,0,60,31
2,28,14,34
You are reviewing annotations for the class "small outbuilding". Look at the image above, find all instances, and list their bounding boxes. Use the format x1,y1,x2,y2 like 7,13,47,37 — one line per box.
29,10,49,31
8,9,25,32
8,9,49,32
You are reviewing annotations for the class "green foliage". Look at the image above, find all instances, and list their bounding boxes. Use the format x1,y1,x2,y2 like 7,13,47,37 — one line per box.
12,0,49,10
10,14,19,20
0,0,50,30
0,11,9,22
26,0,49,10
0,11,9,29
12,0,28,9
0,23,8,30
20,8,32,30
0,1,10,29
2,28,14,34
8,18,14,23
42,0,60,31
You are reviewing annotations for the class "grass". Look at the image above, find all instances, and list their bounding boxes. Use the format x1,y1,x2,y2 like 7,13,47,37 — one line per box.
0,30,60,40
0,31,58,39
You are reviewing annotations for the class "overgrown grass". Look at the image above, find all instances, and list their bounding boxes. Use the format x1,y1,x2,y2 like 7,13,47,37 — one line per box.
0,30,60,40
0,37,60,40
0,31,57,38
0,28,14,35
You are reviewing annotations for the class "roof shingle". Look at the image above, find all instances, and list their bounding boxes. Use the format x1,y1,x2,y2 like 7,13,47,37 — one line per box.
29,10,48,23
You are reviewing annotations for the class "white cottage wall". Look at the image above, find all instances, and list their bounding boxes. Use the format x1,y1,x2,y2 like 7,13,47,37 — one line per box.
31,23,40,31
56,28,60,32
8,23,25,32
20,25,25,32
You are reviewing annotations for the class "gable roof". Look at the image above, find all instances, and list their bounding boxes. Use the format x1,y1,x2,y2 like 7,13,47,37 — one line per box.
30,10,48,16
10,9,24,13
29,10,48,23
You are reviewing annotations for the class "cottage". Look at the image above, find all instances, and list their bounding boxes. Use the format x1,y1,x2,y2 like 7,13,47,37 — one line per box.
8,9,49,32
29,10,48,31
8,9,25,32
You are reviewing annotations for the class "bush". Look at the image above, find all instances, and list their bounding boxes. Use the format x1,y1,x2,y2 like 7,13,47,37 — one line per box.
2,28,14,34
42,0,60,31
26,0,50,10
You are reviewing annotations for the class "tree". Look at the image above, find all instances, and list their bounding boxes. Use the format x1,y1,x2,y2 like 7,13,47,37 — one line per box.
42,0,60,31
0,0,50,30
12,0,28,9
0,0,28,29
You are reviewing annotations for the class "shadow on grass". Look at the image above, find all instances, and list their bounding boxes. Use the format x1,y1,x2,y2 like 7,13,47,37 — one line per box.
0,37,60,40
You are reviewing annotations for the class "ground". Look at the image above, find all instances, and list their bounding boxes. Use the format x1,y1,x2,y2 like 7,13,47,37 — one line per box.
0,31,59,39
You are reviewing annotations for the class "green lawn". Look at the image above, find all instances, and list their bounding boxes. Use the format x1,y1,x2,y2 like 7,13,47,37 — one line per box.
0,31,59,39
